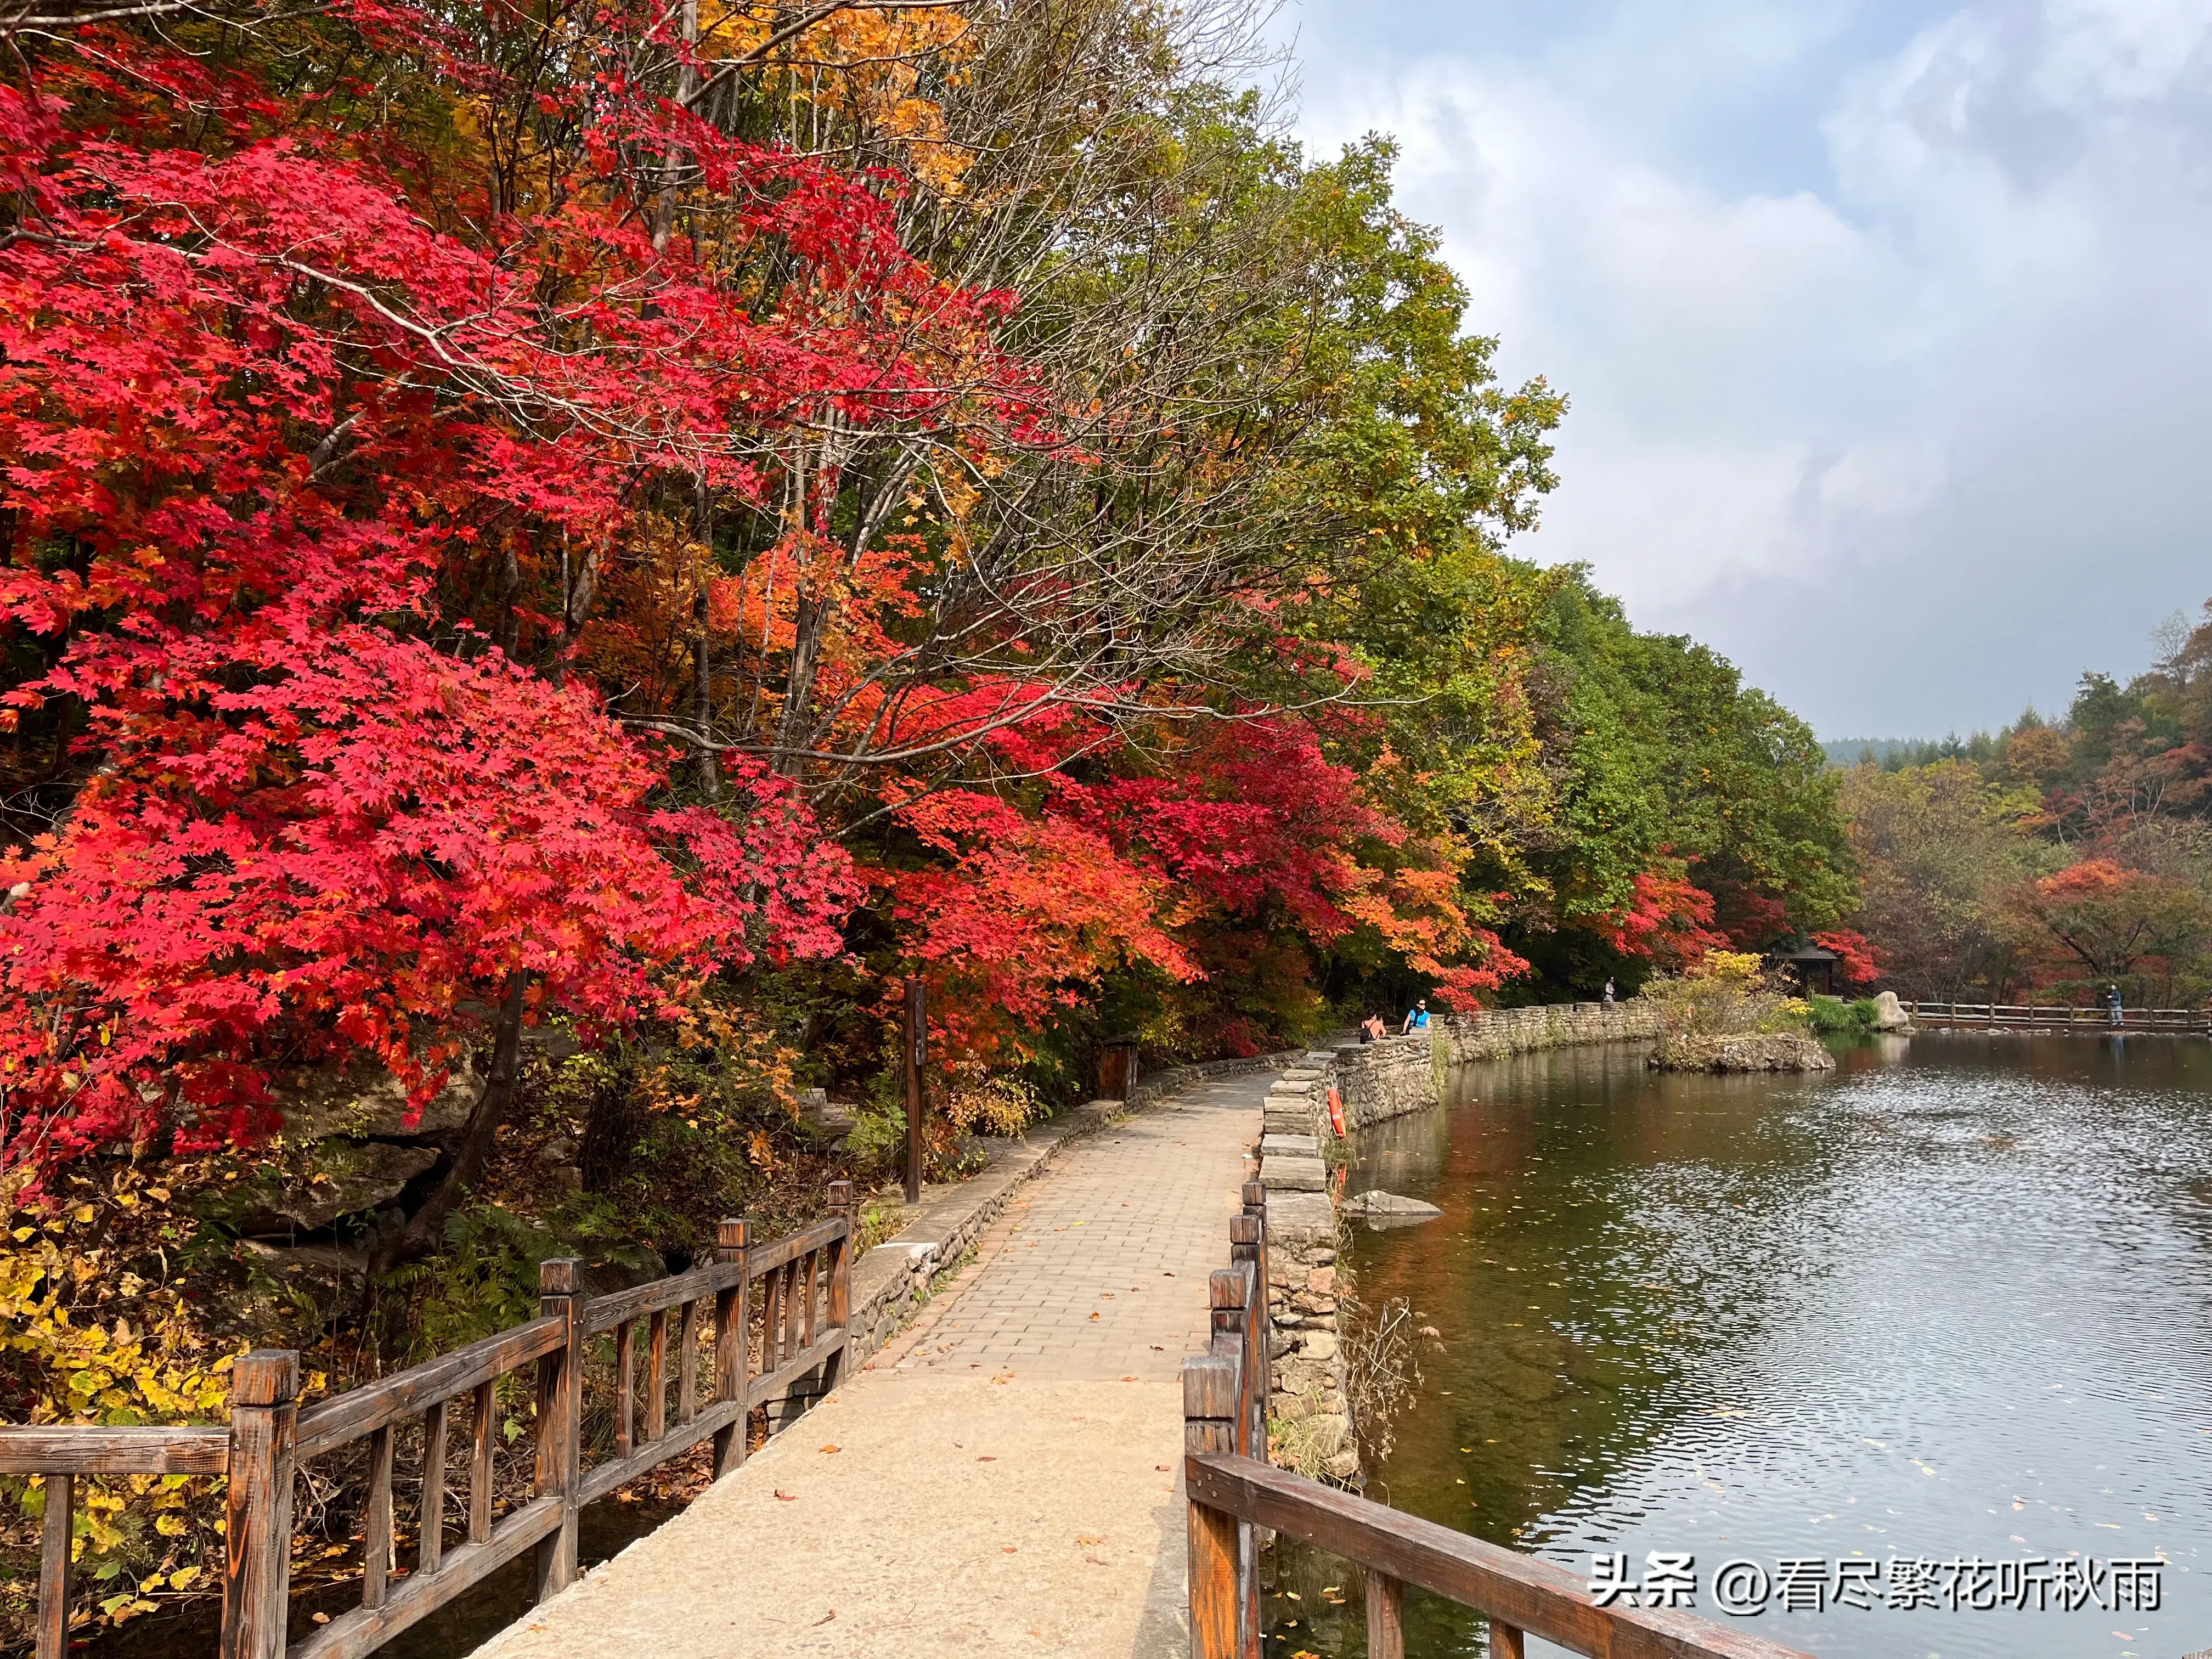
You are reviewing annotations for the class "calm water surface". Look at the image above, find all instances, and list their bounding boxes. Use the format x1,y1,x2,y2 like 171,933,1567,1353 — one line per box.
1266,1034,2212,1659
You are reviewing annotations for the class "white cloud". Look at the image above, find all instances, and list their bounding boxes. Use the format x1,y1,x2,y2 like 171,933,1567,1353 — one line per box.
1288,0,2212,733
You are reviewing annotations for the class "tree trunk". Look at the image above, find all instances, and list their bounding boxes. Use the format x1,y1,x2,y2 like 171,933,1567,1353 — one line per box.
363,974,531,1286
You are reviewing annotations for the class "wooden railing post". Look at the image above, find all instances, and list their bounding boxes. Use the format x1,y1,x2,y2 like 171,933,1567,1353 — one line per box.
221,1349,298,1659
1210,1265,1258,1659
1183,1356,1241,1659
1365,1569,1404,1659
824,1181,854,1392
36,1470,70,1659
712,1217,750,1477
1229,1212,1267,1460
1227,1223,1267,1659
1240,1179,1269,1413
532,1257,582,1601
1489,1618,1526,1657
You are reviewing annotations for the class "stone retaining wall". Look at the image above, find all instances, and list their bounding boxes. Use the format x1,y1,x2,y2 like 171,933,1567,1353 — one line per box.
1249,1052,1356,1480
1442,1000,1663,1064
1327,1002,1665,1130
1329,1033,1438,1130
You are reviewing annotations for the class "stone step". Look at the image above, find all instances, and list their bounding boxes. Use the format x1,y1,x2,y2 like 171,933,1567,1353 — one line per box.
1260,1132,1319,1158
1259,1155,1325,1193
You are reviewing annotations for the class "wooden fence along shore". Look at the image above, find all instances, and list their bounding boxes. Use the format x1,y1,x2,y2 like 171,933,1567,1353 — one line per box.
1181,1183,1814,1659
1,1184,855,1659
1904,1001,2209,1034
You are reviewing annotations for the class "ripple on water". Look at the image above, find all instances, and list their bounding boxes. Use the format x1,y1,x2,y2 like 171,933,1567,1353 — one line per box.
1266,1035,2212,1659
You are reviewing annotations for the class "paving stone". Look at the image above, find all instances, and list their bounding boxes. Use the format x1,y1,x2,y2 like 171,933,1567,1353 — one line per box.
478,1068,1280,1659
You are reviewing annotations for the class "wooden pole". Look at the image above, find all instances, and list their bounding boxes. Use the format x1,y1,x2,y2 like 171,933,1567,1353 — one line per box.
36,1472,71,1659
1183,1356,1241,1659
363,1424,393,1610
532,1258,582,1601
1366,1570,1406,1659
1490,1618,1527,1657
824,1181,854,1393
221,1350,298,1659
469,1379,495,1545
903,976,926,1206
1209,1265,1257,1659
712,1217,751,1477
420,1400,447,1577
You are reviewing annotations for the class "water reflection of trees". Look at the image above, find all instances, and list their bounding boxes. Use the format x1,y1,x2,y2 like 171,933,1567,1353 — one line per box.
1313,1042,1866,1655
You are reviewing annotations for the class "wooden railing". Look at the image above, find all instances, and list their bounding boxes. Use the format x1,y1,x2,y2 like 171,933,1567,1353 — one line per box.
1,1183,855,1659
1905,1001,2209,1033
1185,1183,1813,1658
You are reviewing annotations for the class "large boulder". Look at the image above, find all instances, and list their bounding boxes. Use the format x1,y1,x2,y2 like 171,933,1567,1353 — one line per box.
207,1141,439,1237
233,1238,373,1321
1871,991,1912,1031
274,1056,481,1146
1342,1189,1442,1224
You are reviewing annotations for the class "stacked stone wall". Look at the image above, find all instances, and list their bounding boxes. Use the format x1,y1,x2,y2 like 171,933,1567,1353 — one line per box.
1442,1000,1662,1064
1328,1034,1437,1131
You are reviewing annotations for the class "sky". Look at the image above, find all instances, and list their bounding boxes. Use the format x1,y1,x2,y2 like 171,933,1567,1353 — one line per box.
1275,0,2212,741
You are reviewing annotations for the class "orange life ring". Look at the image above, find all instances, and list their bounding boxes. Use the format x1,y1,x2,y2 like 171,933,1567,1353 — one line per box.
1327,1085,1345,1136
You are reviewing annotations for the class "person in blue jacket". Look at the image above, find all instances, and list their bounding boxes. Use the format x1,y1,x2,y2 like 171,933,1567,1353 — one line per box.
1401,998,1430,1034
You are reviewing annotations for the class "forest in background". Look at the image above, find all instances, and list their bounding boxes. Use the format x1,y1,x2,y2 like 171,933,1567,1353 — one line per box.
1836,601,2212,1008
0,0,1858,1633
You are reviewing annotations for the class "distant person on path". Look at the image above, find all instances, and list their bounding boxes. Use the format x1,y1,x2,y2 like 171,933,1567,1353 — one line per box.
2108,985,2124,1028
1602,979,1616,1003
1360,1013,1387,1043
1402,998,1430,1035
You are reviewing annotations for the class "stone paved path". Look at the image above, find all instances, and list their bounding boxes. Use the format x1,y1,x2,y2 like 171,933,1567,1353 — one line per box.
472,1070,1271,1659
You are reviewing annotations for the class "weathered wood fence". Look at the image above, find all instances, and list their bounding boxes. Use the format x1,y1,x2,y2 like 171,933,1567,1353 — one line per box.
2,1183,855,1659
1183,1183,1815,1659
1905,1001,2208,1034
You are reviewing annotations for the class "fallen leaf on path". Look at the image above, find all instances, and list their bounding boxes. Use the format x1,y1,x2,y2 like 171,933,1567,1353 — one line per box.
819,1444,840,1453
1077,1536,1102,1544
1002,1546,1018,1554
813,1612,836,1626
774,1489,798,1501
978,1455,997,1462
1120,1375,1138,1381
1088,1312,1100,1322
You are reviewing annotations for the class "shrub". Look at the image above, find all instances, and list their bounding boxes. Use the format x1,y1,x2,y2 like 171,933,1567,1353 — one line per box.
1635,951,1809,1037
1805,995,1880,1036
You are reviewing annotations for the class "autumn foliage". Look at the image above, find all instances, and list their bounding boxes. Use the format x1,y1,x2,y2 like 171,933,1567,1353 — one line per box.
0,0,1869,1209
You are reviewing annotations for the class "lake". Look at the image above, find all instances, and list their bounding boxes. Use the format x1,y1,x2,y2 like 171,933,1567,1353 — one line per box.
1264,1033,2212,1659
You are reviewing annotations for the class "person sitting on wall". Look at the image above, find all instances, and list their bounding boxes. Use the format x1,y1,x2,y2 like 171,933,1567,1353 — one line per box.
1361,1013,1387,1042
1401,998,1430,1034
